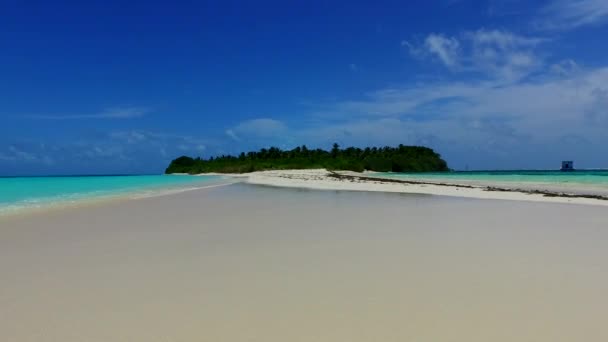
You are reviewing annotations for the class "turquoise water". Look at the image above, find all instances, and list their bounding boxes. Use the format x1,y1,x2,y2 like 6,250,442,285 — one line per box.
380,170,608,185
0,174,222,214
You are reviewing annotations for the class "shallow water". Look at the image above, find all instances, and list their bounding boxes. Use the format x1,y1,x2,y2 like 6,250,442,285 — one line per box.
0,174,221,214
1,184,607,341
382,169,608,185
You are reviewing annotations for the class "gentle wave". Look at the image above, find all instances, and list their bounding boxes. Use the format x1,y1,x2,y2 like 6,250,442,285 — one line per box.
0,174,227,216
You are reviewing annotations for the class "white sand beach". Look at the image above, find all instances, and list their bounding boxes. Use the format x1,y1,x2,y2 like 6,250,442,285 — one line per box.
2,182,608,341
220,169,608,206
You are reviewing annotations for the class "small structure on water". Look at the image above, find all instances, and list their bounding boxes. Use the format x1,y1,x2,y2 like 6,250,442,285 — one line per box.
561,161,574,171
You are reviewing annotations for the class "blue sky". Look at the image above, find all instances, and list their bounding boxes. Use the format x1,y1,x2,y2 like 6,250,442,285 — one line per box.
1,0,608,175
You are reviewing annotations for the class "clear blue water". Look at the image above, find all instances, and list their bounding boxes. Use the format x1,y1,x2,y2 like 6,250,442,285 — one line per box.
0,174,222,214
379,170,608,185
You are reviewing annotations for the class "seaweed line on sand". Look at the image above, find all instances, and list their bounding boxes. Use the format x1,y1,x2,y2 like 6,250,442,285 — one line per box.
326,171,608,201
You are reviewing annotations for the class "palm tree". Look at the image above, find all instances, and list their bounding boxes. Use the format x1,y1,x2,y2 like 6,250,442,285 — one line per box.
331,143,340,158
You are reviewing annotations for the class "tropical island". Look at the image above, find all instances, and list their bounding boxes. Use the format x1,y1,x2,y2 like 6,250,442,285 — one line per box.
165,144,449,174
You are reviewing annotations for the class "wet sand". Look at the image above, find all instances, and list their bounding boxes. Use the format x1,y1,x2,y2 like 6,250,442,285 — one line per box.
1,183,608,341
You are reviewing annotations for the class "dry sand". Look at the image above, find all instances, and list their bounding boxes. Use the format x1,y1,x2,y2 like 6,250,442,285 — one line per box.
1,183,608,341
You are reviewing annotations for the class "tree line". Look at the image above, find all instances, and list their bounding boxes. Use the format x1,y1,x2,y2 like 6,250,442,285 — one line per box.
165,144,449,174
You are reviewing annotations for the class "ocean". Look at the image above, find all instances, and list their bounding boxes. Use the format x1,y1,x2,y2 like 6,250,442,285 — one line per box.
0,174,222,214
380,170,608,185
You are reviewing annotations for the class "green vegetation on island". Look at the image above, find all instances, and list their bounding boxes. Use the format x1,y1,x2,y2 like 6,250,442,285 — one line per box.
165,144,449,174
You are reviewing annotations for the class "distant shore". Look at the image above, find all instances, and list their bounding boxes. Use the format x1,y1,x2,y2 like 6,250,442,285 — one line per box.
191,169,608,206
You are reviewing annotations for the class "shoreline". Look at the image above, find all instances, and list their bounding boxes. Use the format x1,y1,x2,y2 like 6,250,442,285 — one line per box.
4,169,607,220
0,181,237,219
196,169,608,206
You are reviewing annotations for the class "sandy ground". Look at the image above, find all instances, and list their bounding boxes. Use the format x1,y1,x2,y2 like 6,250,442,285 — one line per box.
1,183,608,341
230,169,608,206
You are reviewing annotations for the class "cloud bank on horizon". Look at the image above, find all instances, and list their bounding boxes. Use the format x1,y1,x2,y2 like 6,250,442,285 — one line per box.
1,0,607,175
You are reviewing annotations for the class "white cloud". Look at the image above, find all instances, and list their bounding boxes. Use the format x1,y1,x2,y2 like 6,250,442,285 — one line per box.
225,129,240,141
586,87,608,124
425,34,461,68
294,63,608,169
405,34,461,69
226,118,288,141
0,145,52,164
468,29,544,82
8,146,36,161
82,145,129,160
21,106,151,120
177,143,205,152
0,130,213,173
0,152,15,162
538,0,608,30
550,59,580,76
98,107,150,118
109,130,148,143
405,29,545,83
107,130,210,157
467,29,544,48
159,148,168,158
